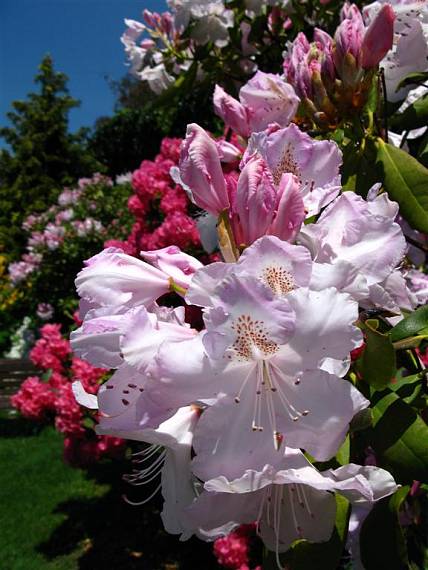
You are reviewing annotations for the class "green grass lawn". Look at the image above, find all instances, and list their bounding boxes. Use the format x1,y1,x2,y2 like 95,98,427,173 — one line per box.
0,411,218,570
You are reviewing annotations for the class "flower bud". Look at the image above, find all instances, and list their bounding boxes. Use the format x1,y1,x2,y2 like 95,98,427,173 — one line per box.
361,4,395,69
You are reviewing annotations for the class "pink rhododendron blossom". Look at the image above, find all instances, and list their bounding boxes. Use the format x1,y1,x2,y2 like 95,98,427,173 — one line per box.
213,72,300,137
245,123,342,217
300,192,410,310
145,237,367,467
213,524,257,569
185,456,397,559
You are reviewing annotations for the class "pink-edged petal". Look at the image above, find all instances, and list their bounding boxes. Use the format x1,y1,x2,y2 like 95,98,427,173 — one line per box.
75,247,170,308
236,235,312,295
121,306,195,372
192,393,289,481
268,173,305,241
213,84,250,137
239,71,300,132
141,246,203,290
309,260,369,301
301,192,406,285
145,334,239,409
248,123,342,216
70,306,128,369
179,123,229,215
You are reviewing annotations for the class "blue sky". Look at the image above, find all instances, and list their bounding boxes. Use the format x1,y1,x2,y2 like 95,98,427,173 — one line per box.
0,0,164,135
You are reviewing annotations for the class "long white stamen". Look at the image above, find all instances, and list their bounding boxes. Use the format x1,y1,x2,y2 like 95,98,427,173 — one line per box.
123,482,162,506
274,486,284,570
287,485,303,538
269,362,310,420
234,365,256,403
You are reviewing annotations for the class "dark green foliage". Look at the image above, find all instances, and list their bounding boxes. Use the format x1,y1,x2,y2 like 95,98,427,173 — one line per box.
0,55,100,260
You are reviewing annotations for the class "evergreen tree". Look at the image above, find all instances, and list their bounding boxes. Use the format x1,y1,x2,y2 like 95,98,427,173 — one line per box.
0,55,100,259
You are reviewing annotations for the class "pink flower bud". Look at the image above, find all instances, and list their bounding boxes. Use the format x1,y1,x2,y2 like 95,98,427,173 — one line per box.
179,124,229,215
213,85,250,138
361,4,395,69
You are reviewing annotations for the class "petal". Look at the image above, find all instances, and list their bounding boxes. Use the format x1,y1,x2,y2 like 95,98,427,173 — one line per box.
186,262,232,307
309,261,369,302
70,306,127,369
121,306,195,372
236,235,312,295
268,368,368,461
141,246,203,290
145,334,240,409
72,381,98,409
213,84,250,137
192,393,291,481
275,288,362,375
260,484,336,553
75,248,170,308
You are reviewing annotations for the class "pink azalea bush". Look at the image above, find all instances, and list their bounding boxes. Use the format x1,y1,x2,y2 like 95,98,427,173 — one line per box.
11,322,125,467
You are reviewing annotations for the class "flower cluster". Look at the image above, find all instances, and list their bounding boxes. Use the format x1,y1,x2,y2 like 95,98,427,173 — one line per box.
213,524,260,570
9,173,119,285
11,323,124,466
108,137,202,256
70,100,428,563
1,171,133,356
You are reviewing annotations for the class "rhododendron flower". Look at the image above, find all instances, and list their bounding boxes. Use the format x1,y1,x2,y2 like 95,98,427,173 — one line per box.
75,377,200,540
229,158,304,247
245,123,342,217
213,72,300,137
76,246,200,310
179,124,230,215
145,236,367,467
300,192,409,310
185,457,397,559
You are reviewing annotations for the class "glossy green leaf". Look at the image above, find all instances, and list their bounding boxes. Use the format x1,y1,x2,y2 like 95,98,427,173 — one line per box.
396,71,428,90
264,495,350,570
370,388,428,483
375,138,428,233
390,92,428,131
360,486,410,570
336,435,350,466
390,305,428,342
360,319,396,390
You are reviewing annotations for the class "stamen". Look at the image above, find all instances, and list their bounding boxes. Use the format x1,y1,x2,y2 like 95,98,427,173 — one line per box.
268,362,311,422
122,482,162,506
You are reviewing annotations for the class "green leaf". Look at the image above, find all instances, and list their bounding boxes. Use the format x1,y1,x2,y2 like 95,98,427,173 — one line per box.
390,92,428,131
375,138,428,233
264,495,350,570
396,71,428,90
360,319,396,390
390,305,428,342
360,486,410,570
370,388,428,483
390,372,425,407
336,435,350,465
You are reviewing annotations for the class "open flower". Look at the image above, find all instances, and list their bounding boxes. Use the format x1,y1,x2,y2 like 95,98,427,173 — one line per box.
185,457,398,561
145,237,367,471
213,72,300,137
